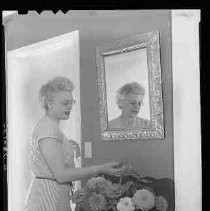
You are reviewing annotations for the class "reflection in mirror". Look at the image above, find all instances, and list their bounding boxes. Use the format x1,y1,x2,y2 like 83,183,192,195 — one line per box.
105,48,151,130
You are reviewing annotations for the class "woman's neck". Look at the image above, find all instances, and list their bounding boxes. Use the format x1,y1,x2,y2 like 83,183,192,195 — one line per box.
45,113,60,125
120,114,137,127
121,113,136,120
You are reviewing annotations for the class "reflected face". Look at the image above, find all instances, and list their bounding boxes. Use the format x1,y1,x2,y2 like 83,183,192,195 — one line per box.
120,93,144,118
48,91,75,120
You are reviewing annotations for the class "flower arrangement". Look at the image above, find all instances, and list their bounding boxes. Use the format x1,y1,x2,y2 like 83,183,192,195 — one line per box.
71,171,169,211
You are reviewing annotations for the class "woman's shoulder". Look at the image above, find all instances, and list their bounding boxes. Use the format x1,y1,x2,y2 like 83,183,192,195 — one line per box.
108,116,121,128
33,116,62,141
35,116,57,131
137,117,150,122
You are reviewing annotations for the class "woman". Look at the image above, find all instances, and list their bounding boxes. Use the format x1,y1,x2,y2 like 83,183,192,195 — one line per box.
25,76,126,211
108,82,150,129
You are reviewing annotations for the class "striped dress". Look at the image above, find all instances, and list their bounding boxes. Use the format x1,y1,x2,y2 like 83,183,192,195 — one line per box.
25,116,75,211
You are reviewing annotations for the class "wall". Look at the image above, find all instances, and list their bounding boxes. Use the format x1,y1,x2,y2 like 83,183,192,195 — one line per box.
7,31,81,211
171,10,201,211
5,10,173,179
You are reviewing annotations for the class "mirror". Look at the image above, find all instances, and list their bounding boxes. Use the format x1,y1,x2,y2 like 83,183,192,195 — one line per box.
96,31,164,140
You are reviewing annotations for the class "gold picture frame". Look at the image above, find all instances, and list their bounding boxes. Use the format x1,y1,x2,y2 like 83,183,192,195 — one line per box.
96,31,164,140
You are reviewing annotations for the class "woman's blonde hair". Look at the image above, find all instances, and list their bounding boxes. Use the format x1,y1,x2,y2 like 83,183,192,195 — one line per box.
39,76,75,111
116,82,145,109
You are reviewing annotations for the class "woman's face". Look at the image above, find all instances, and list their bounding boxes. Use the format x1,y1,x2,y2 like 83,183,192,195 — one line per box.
120,93,144,118
48,91,75,120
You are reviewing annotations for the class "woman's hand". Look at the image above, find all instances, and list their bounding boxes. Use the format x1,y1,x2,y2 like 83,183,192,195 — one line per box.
100,161,127,177
69,140,81,158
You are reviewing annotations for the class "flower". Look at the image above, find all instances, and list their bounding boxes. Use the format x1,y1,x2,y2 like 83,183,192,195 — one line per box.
121,181,137,197
107,204,118,211
117,197,135,211
73,174,171,211
87,193,107,211
87,176,112,190
71,188,86,204
103,183,123,199
155,196,168,211
132,189,155,210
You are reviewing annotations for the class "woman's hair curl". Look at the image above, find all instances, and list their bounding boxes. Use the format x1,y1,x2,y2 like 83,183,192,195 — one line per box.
116,82,145,109
39,76,75,111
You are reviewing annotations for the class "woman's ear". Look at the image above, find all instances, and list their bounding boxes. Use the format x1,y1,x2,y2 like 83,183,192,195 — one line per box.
118,99,123,109
46,98,53,110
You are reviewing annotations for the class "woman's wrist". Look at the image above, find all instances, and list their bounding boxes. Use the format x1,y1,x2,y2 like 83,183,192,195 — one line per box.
95,165,104,175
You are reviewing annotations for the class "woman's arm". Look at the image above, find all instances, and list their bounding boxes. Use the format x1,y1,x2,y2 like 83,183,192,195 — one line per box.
39,138,123,184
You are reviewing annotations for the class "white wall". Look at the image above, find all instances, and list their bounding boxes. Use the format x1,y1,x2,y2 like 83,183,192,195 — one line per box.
7,31,80,211
172,10,201,211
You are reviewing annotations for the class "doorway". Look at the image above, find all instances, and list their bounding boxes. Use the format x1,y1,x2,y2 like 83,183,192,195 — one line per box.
7,30,81,211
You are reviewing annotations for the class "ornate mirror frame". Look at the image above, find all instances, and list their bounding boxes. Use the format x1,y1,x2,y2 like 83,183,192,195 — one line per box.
96,31,164,141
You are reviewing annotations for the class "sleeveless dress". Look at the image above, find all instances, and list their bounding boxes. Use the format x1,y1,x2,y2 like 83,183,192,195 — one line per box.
108,116,150,129
25,116,75,211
